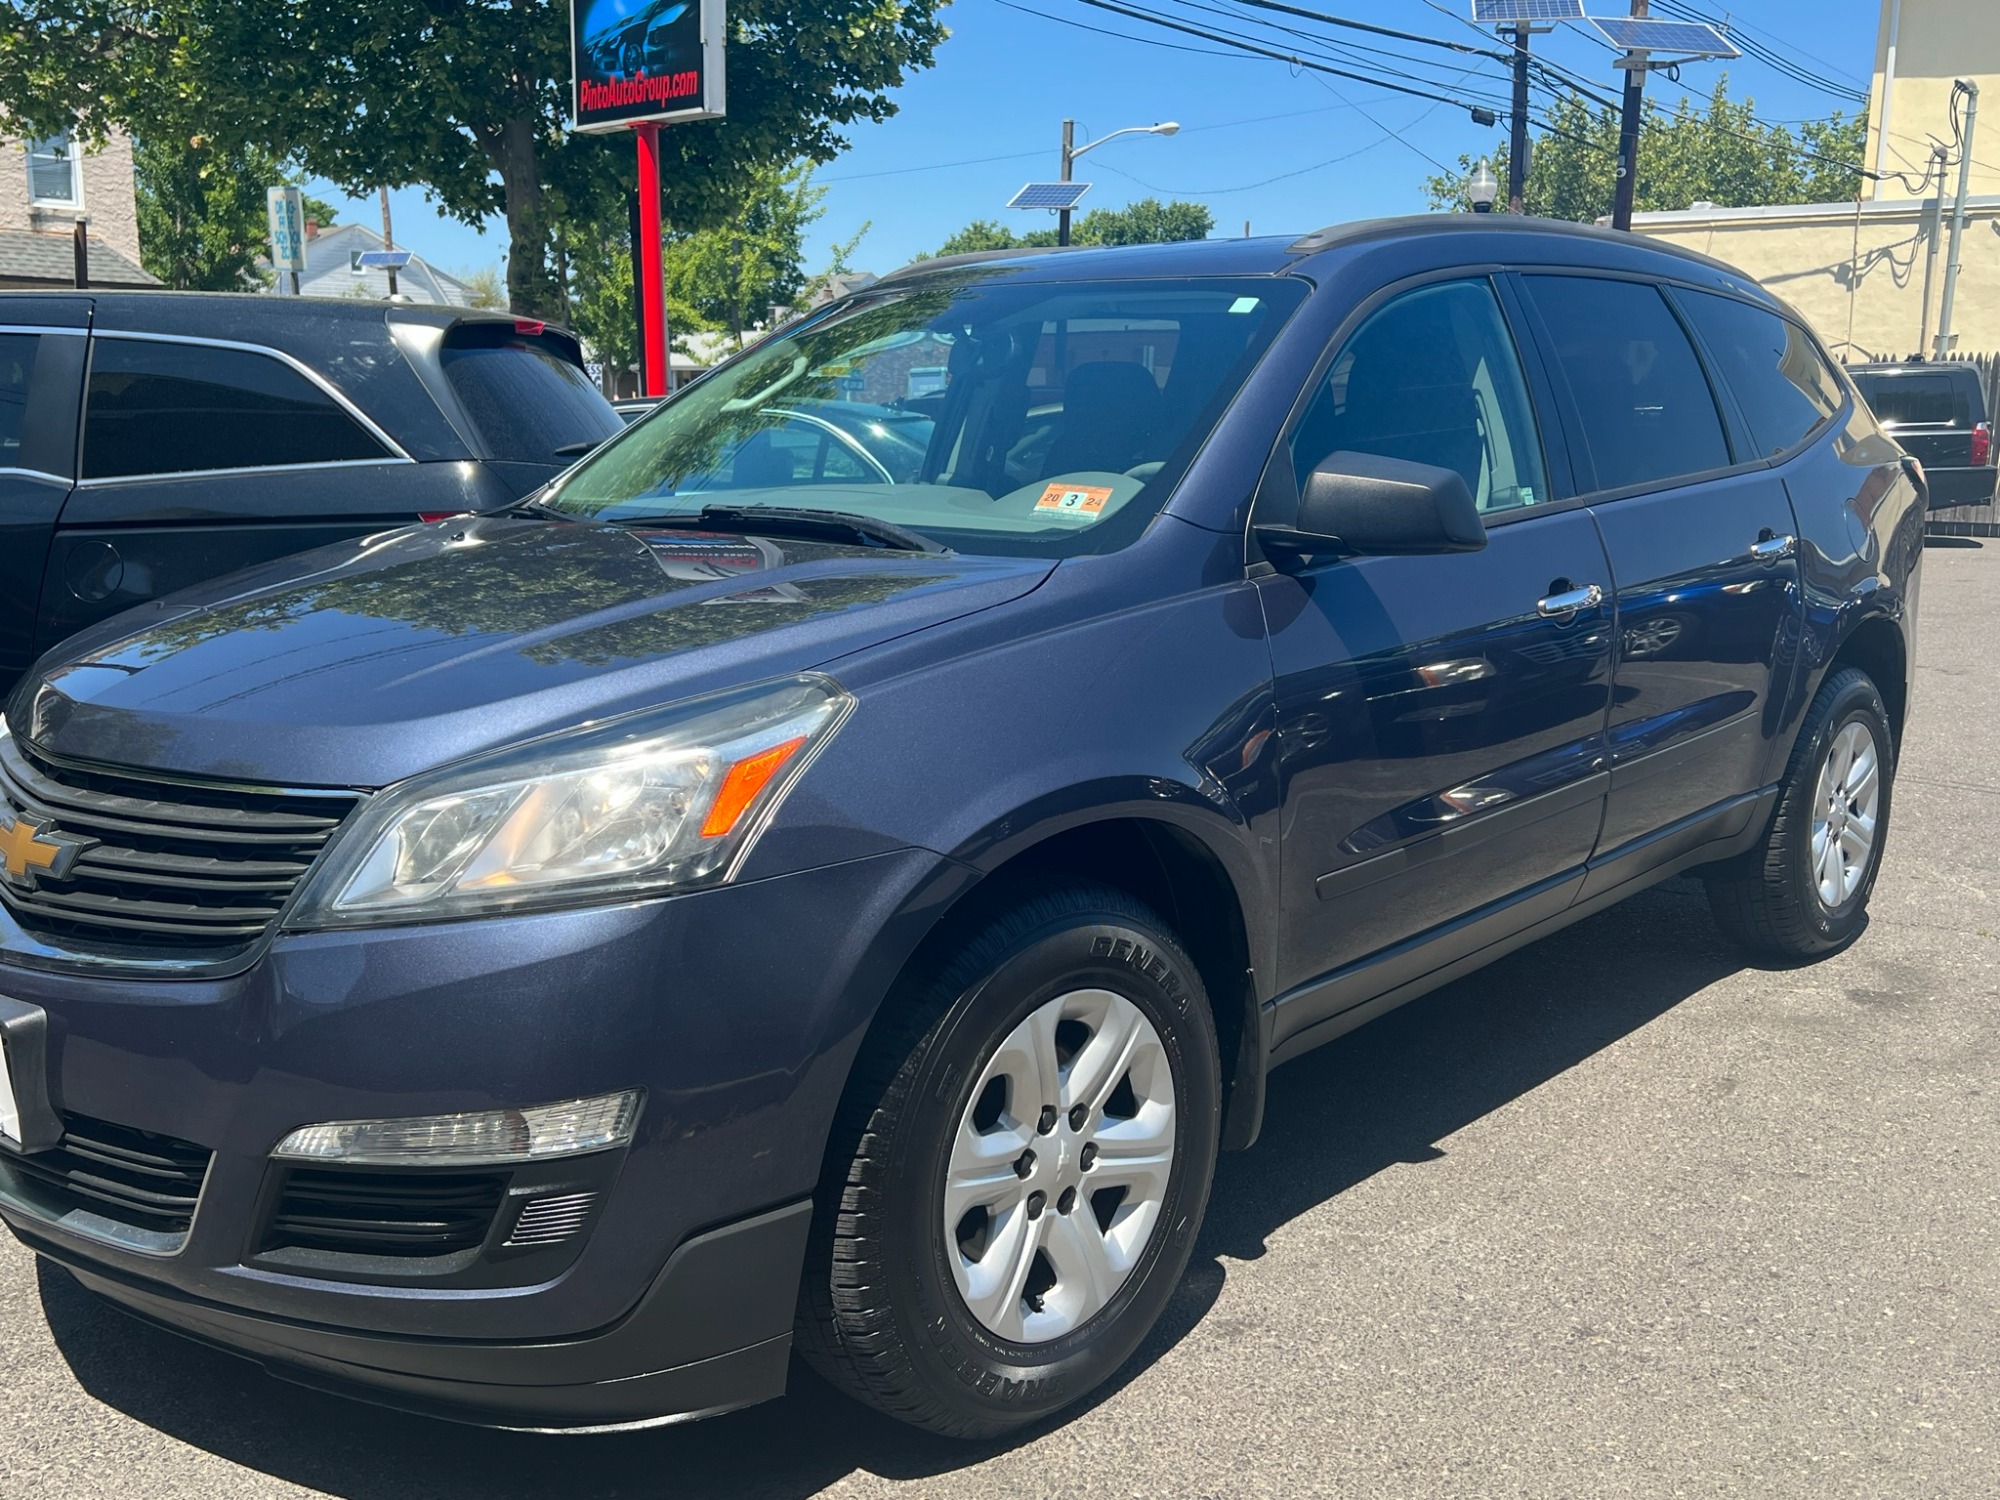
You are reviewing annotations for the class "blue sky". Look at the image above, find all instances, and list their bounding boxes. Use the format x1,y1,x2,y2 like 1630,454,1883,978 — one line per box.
310,0,1882,286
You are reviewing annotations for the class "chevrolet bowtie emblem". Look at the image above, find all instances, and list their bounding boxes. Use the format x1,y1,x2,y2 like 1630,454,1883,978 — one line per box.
0,812,97,891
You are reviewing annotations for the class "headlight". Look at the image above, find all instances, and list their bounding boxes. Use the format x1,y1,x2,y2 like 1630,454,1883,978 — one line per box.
287,675,851,927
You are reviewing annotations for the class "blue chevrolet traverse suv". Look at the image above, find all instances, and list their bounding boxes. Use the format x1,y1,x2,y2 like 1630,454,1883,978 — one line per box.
0,218,1922,1437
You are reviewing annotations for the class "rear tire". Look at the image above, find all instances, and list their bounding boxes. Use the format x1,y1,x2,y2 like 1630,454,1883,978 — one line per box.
1705,667,1894,959
796,881,1221,1438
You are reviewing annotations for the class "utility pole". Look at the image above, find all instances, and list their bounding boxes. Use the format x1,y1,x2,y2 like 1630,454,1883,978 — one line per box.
1933,79,1979,361
1508,23,1531,213
1610,0,1650,232
1917,144,1948,359
1058,120,1076,248
379,186,399,299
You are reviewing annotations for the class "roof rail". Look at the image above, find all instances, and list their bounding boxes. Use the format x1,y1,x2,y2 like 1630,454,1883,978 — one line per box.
875,244,1073,286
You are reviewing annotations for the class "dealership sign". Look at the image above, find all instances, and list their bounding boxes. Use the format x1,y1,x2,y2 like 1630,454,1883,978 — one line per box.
571,0,726,132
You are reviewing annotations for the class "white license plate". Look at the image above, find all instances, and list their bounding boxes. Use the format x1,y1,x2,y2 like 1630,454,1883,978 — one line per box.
0,1035,18,1146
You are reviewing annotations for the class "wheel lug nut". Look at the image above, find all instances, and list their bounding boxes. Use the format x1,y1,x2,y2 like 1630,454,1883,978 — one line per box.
1014,1150,1035,1178
1026,1190,1046,1219
1068,1105,1088,1131
1080,1142,1098,1170
1037,1106,1058,1134
1058,1186,1077,1215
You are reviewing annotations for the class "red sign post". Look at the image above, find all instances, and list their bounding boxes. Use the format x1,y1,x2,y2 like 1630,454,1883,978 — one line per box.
570,0,727,397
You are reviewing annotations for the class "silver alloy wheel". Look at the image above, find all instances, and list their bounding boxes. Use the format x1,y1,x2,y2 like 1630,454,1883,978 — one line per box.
943,988,1177,1344
1812,719,1881,909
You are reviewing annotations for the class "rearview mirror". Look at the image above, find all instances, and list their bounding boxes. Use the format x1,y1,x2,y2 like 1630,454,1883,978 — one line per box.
1256,451,1487,560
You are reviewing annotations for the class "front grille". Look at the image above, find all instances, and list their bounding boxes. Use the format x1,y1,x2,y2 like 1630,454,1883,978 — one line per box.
1,1113,212,1242
263,1168,507,1258
0,734,359,956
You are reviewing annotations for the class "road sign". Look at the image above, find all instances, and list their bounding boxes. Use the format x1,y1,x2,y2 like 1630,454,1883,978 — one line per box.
1588,15,1738,55
354,249,413,270
1472,0,1582,21
1008,182,1092,211
266,187,306,274
837,374,866,394
571,0,727,132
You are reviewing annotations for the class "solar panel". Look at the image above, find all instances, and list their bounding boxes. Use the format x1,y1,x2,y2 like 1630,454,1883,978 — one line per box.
1589,15,1739,55
1473,0,1583,23
1008,182,1092,211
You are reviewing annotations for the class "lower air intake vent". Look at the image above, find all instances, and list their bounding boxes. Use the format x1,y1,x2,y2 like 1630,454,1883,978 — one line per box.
504,1191,599,1247
0,1113,212,1250
263,1168,505,1258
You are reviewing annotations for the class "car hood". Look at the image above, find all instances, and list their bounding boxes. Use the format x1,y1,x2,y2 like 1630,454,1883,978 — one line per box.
14,516,1053,787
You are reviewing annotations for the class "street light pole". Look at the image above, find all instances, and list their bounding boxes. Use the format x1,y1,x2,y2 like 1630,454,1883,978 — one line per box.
1508,23,1531,213
1610,0,1650,231
1059,119,1076,248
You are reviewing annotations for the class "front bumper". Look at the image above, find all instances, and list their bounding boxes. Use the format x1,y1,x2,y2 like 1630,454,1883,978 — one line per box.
0,847,947,1426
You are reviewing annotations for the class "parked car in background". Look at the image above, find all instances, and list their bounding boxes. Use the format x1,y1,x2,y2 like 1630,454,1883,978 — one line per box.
1849,360,1997,509
0,294,624,693
0,221,1923,1441
612,396,660,423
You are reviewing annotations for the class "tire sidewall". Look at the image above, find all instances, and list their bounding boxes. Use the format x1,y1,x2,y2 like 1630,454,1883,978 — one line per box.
1787,676,1893,946
885,907,1221,1429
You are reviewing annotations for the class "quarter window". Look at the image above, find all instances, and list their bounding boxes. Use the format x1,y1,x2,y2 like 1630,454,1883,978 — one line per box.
1523,275,1731,493
1290,279,1549,513
83,339,389,480
0,334,38,466
26,132,81,205
1678,290,1840,457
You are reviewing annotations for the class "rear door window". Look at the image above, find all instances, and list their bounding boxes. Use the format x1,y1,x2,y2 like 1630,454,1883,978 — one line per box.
437,325,623,464
1289,278,1549,513
1678,290,1842,458
1523,275,1732,493
83,338,389,479
0,333,37,467
1853,371,1969,428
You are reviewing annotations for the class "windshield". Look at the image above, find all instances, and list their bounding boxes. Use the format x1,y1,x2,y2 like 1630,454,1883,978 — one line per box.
541,273,1307,556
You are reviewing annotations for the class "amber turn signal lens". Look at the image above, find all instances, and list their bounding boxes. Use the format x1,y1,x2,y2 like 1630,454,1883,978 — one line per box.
700,736,808,838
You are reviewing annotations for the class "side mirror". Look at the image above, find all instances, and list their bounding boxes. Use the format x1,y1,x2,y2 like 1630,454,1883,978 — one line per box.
1256,451,1487,560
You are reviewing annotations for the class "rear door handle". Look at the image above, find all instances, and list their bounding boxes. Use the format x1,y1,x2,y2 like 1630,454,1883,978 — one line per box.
1537,583,1603,618
1749,532,1796,562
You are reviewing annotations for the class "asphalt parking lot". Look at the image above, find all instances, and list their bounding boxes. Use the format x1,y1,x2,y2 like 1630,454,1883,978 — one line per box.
2,539,1995,1500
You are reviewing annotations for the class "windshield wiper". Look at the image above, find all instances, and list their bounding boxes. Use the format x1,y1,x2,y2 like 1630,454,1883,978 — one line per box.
678,505,950,555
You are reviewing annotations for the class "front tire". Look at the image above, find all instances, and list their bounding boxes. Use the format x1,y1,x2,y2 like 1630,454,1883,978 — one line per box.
1706,667,1895,959
797,882,1221,1437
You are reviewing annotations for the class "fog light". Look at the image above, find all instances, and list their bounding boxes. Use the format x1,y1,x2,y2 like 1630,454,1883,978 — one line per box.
271,1091,642,1166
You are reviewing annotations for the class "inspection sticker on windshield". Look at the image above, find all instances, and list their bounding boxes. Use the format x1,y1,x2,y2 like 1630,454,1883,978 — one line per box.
1034,484,1115,519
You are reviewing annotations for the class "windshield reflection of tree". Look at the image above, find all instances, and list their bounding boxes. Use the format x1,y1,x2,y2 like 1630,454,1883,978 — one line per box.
554,282,975,516
112,526,947,669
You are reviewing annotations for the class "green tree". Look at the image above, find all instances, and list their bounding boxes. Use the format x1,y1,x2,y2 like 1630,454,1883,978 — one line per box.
665,161,826,344
133,135,333,290
1424,79,1867,221
925,198,1213,258
0,0,947,318
452,265,508,310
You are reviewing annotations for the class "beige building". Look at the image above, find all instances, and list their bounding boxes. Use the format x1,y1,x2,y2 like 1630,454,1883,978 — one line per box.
1865,0,1997,199
1633,0,1995,363
0,125,155,288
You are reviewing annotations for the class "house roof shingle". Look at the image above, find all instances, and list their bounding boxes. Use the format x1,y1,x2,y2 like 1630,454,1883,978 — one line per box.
0,228,158,287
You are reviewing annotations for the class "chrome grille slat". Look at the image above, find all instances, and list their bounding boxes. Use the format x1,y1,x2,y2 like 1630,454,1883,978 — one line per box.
0,738,360,957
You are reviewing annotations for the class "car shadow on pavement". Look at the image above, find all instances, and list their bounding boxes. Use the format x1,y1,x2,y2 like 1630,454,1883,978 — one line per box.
39,878,1742,1499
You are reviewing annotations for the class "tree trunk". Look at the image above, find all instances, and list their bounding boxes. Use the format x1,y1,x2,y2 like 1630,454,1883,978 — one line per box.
492,118,562,319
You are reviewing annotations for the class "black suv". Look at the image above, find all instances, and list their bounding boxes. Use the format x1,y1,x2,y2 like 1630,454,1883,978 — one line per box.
1849,360,1997,509
0,294,624,691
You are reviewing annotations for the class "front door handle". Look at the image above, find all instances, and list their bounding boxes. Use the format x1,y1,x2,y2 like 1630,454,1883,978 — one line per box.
1537,582,1604,618
1749,532,1797,562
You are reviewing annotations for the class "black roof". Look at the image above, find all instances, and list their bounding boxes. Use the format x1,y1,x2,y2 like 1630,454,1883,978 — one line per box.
877,213,1776,310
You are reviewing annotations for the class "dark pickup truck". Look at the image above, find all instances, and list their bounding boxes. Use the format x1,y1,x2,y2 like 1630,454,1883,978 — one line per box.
1849,360,1997,509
